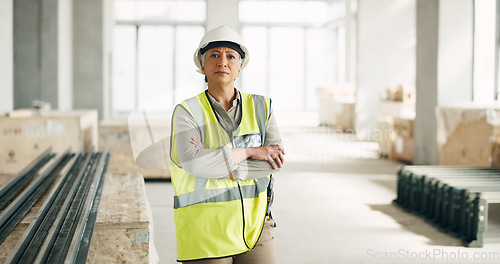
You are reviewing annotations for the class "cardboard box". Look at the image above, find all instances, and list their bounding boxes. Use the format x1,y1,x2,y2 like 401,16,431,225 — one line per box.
391,86,415,103
393,116,414,138
0,173,157,264
378,101,415,120
391,116,414,163
377,117,396,160
394,135,413,163
333,98,355,132
317,83,356,126
0,109,98,174
381,84,416,104
99,119,170,179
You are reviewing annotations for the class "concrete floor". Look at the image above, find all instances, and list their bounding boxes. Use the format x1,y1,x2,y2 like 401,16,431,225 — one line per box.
145,112,500,264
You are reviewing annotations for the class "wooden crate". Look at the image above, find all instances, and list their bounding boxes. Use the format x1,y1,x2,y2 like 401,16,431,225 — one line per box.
491,142,500,167
0,109,98,174
437,105,500,166
99,119,170,179
0,173,158,264
88,173,158,263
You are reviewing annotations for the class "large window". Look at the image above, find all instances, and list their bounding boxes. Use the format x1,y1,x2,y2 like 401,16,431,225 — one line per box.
112,0,352,114
239,0,347,111
112,0,206,116
473,0,500,102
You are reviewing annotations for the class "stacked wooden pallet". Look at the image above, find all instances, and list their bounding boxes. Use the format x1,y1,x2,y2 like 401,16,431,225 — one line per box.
394,166,500,247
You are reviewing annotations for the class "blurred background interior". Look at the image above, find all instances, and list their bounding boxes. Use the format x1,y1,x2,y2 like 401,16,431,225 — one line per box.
1,0,500,263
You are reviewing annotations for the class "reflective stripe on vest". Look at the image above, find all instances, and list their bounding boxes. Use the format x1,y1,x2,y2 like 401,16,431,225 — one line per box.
185,96,206,144
252,94,268,144
174,176,270,209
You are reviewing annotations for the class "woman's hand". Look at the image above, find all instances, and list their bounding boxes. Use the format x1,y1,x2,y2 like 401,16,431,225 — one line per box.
248,145,285,170
191,138,204,150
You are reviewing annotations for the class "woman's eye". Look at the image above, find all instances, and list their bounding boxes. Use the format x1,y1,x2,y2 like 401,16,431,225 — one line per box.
228,55,235,59
211,54,218,58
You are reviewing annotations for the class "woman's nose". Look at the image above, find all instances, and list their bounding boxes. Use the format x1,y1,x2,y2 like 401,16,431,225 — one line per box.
217,56,227,67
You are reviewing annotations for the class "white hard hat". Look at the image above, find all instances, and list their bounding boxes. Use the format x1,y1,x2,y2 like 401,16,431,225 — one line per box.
193,26,249,73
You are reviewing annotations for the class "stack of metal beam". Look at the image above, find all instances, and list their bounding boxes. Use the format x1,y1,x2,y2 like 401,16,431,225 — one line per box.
0,148,110,263
394,166,500,247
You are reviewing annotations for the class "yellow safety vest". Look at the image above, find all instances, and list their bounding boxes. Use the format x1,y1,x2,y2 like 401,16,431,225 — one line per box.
169,90,272,262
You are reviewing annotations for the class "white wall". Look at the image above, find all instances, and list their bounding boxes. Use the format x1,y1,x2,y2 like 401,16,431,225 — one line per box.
356,0,416,137
0,0,13,115
438,0,473,105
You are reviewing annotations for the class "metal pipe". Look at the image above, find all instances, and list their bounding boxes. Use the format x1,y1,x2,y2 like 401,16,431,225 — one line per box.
5,153,77,263
0,148,53,211
33,154,92,264
47,153,100,263
1,150,111,263
65,152,109,264
0,148,71,245
0,147,52,199
74,153,110,263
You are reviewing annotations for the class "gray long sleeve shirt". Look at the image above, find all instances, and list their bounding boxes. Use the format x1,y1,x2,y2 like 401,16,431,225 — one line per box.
172,89,283,181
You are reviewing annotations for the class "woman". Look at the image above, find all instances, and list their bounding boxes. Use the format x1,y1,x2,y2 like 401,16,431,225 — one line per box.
170,26,285,263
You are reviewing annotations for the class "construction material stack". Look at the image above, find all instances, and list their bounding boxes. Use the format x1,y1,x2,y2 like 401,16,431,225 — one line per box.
0,109,98,175
377,84,415,163
394,166,500,247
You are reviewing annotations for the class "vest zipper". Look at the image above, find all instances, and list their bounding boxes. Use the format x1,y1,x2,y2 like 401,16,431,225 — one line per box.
236,182,251,250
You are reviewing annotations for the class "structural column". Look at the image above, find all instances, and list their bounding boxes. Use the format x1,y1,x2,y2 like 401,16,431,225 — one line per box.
414,0,440,165
13,0,72,111
414,0,473,164
73,0,112,120
14,0,49,109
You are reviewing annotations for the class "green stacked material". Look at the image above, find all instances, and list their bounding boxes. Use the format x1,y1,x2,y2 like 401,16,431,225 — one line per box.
394,166,500,247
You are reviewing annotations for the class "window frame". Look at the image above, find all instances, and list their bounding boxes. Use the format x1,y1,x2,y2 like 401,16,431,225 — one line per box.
239,0,351,110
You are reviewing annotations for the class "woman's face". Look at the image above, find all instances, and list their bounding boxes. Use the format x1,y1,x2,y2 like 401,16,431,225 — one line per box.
201,47,242,85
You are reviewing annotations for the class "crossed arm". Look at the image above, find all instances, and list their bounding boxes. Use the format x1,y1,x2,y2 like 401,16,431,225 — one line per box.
173,105,285,180
190,137,285,170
